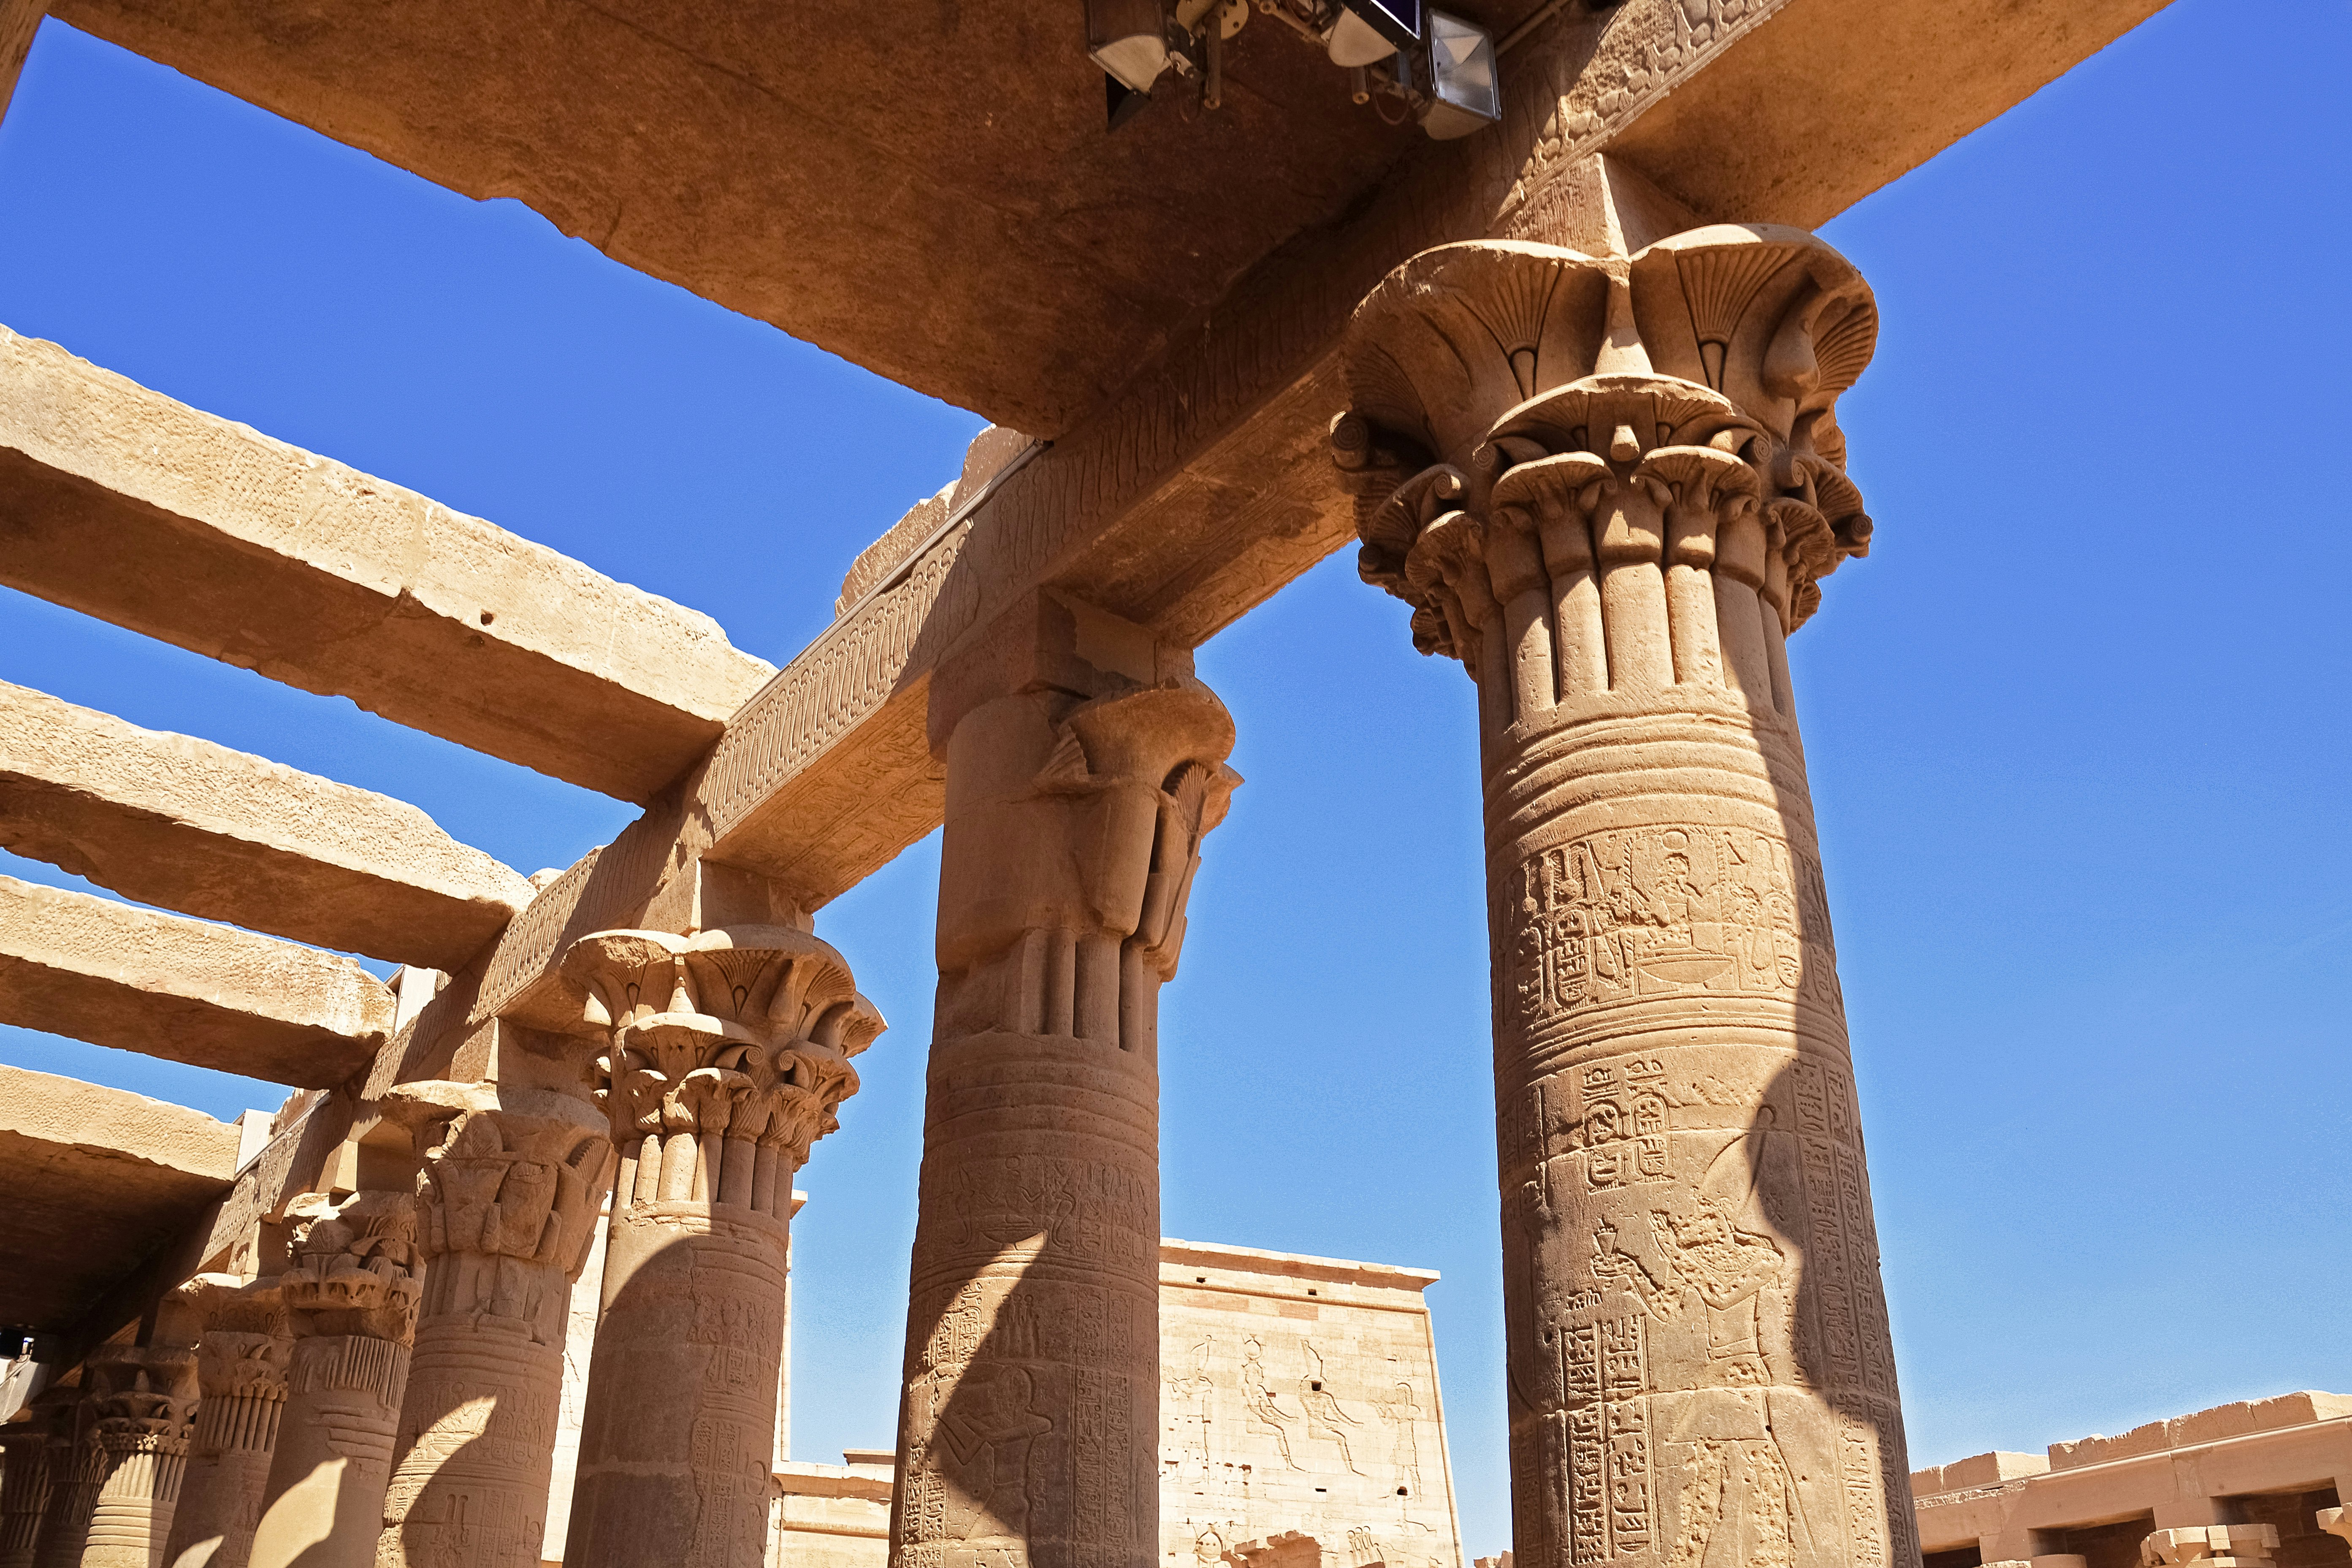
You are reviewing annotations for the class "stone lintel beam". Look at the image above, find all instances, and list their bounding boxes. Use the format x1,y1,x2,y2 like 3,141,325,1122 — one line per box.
0,876,393,1086
0,327,777,804
0,1064,240,1335
0,680,533,970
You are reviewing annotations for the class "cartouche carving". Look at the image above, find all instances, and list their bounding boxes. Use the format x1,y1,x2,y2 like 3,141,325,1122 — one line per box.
1338,227,1915,1568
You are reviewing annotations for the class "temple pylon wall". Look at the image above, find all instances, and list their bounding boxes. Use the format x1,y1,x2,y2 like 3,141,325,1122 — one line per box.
1336,227,1913,1568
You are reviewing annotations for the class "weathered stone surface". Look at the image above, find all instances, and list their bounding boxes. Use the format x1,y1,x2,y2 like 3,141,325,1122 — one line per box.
0,3,40,129
0,877,393,1086
0,327,775,804
1337,227,1910,1568
372,1085,611,1568
247,1192,420,1568
160,1276,291,1568
0,680,531,971
46,0,2159,439
0,1065,240,1332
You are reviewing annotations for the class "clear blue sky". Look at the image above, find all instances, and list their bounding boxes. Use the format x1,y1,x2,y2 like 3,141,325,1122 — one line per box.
3,3,2348,1555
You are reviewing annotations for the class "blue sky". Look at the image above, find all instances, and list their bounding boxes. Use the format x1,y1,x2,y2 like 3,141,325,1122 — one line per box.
3,2,2348,1554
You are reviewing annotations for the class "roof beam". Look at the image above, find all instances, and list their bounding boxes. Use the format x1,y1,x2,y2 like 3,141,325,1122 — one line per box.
0,5,41,128
0,1063,239,1335
0,876,393,1086
233,0,2164,1069
0,680,532,970
0,326,778,804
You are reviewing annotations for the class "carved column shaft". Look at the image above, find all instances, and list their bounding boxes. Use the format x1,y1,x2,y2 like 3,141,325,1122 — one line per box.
893,655,1238,1568
374,1091,611,1568
31,1414,101,1568
247,1192,421,1568
0,1433,54,1568
1341,229,1911,1568
560,926,878,1568
162,1279,291,1568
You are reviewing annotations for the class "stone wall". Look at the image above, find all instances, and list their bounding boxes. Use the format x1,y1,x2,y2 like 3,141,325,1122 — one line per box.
756,1238,1464,1568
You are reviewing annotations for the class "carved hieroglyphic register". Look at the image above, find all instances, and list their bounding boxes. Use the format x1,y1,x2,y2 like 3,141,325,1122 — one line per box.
894,672,1240,1568
1337,228,1916,1568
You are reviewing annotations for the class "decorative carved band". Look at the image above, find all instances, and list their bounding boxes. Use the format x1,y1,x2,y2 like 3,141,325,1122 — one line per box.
561,925,883,1213
1339,228,1876,731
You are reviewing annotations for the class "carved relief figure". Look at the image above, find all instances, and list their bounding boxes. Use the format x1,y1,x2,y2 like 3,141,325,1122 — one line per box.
932,1363,1052,1567
1299,1344,1365,1476
1591,1200,1786,1385
1375,1381,1424,1500
1168,1337,1217,1478
1239,1339,1299,1471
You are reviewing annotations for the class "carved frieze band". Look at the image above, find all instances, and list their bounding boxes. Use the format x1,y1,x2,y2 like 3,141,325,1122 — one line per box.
1505,823,1842,1045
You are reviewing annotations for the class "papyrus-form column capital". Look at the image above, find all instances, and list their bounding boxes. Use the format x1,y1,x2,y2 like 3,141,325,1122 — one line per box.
1337,226,1878,723
558,926,882,1213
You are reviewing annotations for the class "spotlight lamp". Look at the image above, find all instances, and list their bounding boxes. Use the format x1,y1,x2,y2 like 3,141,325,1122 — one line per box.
1088,0,1173,92
1414,10,1500,138
1325,0,1421,66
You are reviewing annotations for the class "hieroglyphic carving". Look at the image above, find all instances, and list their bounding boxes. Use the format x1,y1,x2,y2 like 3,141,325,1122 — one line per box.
1514,828,1839,1035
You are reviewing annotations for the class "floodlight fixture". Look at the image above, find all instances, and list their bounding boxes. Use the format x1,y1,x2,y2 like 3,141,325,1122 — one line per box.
1416,10,1499,138
1325,0,1421,66
1089,0,1173,92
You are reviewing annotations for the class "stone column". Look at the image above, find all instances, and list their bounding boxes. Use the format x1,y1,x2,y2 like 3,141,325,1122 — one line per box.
27,1388,91,1568
1336,229,1912,1568
247,1193,421,1568
890,628,1240,1568
1,1420,59,1568
77,1349,199,1568
162,1278,291,1568
558,925,881,1568
370,1083,610,1568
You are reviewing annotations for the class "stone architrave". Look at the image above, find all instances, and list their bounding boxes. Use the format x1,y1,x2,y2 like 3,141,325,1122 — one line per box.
77,1348,200,1568
891,669,1240,1568
247,1193,421,1568
371,1083,612,1568
558,925,881,1568
161,1277,291,1568
1335,228,1913,1568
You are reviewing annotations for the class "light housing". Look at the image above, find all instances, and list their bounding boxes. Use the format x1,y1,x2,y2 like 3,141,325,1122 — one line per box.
1326,0,1421,65
1417,10,1499,138
1088,0,1171,92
